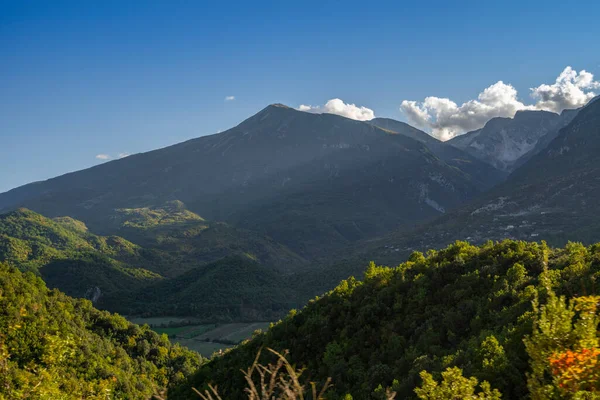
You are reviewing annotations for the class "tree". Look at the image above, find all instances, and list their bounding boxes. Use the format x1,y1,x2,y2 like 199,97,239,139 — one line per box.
525,272,600,399
414,367,502,399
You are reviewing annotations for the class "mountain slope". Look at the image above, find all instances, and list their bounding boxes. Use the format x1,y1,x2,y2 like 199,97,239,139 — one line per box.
289,98,600,298
0,262,202,399
0,208,162,305
358,97,600,269
0,105,505,258
0,208,306,320
511,108,580,170
105,201,308,276
369,118,440,145
126,255,299,321
173,240,600,399
223,128,490,257
448,109,577,171
369,117,507,191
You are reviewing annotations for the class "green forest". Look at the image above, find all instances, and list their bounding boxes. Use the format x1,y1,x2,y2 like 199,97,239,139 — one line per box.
172,240,600,399
3,208,600,398
0,208,304,321
0,261,201,399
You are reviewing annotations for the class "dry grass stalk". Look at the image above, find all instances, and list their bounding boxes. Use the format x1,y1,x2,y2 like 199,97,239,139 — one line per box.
194,347,332,400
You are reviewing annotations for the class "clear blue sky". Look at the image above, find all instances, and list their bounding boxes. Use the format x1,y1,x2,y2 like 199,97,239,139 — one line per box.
2,0,599,193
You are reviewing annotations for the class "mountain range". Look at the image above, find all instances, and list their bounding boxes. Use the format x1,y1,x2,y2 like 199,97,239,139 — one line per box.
0,104,502,259
2,97,600,322
347,96,600,275
3,95,600,399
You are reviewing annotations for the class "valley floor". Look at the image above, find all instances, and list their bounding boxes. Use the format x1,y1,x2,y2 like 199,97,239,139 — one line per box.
127,316,270,357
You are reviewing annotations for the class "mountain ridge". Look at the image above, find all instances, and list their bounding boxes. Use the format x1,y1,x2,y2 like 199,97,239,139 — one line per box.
358,97,600,268
0,104,505,259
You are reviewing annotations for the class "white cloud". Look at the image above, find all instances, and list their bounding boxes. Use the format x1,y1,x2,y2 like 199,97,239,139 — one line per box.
95,154,110,160
530,67,600,113
400,66,599,141
225,96,235,101
297,98,375,121
401,82,533,141
118,153,130,158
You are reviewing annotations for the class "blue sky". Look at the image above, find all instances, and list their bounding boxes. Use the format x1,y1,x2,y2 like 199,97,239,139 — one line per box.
2,0,599,193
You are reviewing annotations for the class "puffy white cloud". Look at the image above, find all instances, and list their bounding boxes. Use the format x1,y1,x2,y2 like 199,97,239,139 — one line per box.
401,66,599,141
95,154,110,160
118,153,130,158
401,81,532,141
225,96,235,101
530,67,600,113
298,98,375,121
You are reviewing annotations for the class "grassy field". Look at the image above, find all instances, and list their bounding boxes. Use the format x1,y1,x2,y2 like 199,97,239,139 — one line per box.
174,339,234,356
194,322,270,342
127,316,194,326
151,326,192,336
126,317,270,357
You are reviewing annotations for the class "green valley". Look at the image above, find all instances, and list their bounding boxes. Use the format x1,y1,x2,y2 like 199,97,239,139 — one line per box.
128,317,271,357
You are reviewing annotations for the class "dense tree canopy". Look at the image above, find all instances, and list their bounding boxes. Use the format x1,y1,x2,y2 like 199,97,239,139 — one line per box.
0,262,202,399
0,208,304,321
175,240,600,399
4,213,600,399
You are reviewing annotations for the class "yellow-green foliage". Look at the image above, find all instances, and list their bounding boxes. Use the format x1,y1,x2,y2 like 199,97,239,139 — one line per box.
116,200,204,230
525,277,600,399
0,262,202,399
415,367,502,399
0,208,142,271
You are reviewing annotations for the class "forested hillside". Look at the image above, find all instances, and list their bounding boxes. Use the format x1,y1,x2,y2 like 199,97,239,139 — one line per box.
107,201,308,276
0,208,162,305
0,208,304,321
0,262,202,399
116,255,300,320
174,240,600,399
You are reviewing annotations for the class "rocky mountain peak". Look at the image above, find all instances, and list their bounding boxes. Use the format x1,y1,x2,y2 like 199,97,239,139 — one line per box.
448,108,580,172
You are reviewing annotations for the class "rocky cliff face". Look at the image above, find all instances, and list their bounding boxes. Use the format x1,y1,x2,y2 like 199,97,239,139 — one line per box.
448,109,578,171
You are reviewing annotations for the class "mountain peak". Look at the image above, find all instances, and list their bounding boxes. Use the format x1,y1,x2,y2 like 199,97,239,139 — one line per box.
237,103,299,128
253,103,297,117
513,109,557,121
268,103,292,109
481,116,512,130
